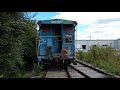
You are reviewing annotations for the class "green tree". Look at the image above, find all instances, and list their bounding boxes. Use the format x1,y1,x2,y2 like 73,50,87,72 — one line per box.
0,12,37,77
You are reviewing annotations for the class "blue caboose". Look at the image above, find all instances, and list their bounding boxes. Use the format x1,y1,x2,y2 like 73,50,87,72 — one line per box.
37,19,77,65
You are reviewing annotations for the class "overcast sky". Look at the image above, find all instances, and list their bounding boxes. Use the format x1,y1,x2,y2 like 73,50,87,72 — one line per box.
32,12,120,40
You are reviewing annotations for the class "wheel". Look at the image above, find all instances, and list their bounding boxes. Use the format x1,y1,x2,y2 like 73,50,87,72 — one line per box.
67,60,71,65
63,60,67,70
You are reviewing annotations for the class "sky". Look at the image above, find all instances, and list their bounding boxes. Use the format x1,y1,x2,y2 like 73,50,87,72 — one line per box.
31,12,120,40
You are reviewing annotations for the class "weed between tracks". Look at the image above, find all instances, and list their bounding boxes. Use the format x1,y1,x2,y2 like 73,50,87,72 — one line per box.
76,45,120,76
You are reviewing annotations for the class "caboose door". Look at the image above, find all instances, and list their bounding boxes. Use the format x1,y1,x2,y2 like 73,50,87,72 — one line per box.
52,25,62,53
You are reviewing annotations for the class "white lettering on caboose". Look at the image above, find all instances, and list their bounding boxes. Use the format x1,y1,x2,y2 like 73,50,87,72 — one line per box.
51,20,63,24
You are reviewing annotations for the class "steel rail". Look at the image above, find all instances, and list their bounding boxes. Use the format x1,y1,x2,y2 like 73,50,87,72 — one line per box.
66,68,71,78
75,60,115,78
69,65,91,78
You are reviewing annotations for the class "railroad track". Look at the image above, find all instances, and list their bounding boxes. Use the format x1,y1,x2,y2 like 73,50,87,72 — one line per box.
42,65,69,78
67,59,118,78
42,67,86,78
40,60,119,78
41,64,88,78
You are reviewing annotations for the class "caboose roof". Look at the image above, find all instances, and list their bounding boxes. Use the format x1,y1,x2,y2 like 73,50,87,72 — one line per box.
37,19,77,25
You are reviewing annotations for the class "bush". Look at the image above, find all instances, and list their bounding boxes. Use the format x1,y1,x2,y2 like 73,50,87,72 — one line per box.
76,50,84,60
0,12,37,77
76,45,120,75
33,63,44,73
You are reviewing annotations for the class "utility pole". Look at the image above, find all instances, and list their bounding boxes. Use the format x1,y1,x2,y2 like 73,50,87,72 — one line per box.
90,34,91,40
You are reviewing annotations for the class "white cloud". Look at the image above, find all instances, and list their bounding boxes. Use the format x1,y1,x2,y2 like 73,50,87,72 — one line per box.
84,25,120,40
52,12,120,40
75,30,89,40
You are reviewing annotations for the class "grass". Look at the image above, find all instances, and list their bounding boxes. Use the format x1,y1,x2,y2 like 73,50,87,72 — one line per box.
16,70,44,78
18,63,46,78
76,45,120,76
0,63,46,78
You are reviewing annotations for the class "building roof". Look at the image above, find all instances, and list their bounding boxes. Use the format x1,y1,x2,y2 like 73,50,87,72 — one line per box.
76,39,117,41
37,19,77,25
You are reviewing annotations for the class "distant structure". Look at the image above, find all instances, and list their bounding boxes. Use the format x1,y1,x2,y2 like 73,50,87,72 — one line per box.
90,34,91,40
75,39,120,52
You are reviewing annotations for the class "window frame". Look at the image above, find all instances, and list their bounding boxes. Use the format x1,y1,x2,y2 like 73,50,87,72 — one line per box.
64,34,73,43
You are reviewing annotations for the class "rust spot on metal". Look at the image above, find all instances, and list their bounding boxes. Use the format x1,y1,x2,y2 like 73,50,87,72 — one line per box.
61,47,68,60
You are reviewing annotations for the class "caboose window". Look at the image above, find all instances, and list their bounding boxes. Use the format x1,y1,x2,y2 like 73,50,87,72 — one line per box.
64,27,72,32
42,27,49,32
65,35,73,43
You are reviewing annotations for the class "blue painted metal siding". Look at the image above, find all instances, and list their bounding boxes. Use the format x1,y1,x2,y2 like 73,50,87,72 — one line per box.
37,19,77,61
62,25,75,59
38,26,52,58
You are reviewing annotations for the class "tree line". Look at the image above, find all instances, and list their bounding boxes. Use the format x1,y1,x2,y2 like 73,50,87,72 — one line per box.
0,12,37,77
